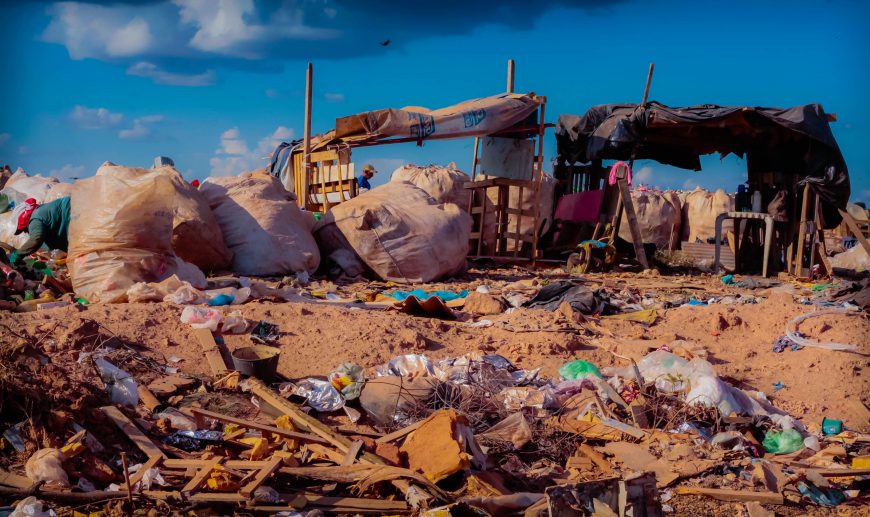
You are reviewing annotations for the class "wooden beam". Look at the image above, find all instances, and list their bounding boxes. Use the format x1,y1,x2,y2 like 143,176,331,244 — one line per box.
641,63,655,106
341,440,364,466
100,406,166,459
794,183,812,276
375,420,424,444
615,165,650,269
506,59,515,93
240,456,283,498
838,208,870,255
181,456,223,496
127,455,162,490
247,379,435,508
189,407,330,445
675,487,783,505
0,469,32,489
302,62,313,209
192,328,229,376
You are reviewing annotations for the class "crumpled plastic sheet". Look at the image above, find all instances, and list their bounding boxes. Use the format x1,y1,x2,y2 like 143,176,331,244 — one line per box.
163,430,224,452
375,354,438,378
293,378,345,412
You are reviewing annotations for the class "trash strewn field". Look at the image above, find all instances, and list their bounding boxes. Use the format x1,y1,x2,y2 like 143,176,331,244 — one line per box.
1,261,867,516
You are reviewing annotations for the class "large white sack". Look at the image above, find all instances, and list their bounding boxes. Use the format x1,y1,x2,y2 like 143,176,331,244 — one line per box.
0,211,29,248
69,174,205,303
200,171,319,276
830,245,870,272
390,163,470,211
96,163,232,271
618,190,682,249
476,173,556,255
43,182,75,203
1,171,59,205
313,181,471,283
680,188,734,243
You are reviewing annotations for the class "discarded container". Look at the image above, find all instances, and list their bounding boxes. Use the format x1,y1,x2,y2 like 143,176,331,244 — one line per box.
762,428,804,454
93,357,139,407
231,345,280,382
558,359,602,380
822,417,843,435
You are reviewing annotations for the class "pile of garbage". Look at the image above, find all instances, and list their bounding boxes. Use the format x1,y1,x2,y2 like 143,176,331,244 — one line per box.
1,306,866,516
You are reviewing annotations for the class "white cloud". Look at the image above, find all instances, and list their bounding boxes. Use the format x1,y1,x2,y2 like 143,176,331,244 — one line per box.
118,115,165,140
70,105,124,129
50,164,86,180
0,133,10,145
42,2,159,59
127,61,216,86
210,125,294,176
324,92,345,103
682,177,701,190
634,166,653,183
18,146,28,156
106,17,153,57
174,0,338,58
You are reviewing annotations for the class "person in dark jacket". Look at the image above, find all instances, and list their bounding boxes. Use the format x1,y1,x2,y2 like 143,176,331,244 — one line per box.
8,196,71,265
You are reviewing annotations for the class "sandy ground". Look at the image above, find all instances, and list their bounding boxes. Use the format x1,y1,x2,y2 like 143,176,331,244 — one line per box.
3,269,867,432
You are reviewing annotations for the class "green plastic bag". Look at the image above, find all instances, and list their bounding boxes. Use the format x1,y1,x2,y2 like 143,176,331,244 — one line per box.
762,428,804,454
559,360,602,380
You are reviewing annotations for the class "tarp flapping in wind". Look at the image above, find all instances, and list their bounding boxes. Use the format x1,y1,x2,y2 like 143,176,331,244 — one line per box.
556,102,850,226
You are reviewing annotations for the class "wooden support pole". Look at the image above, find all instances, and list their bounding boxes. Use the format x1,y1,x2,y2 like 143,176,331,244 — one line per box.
795,183,811,276
100,406,167,460
641,63,655,106
506,59,515,93
615,165,649,269
838,208,870,255
302,62,313,211
120,452,133,505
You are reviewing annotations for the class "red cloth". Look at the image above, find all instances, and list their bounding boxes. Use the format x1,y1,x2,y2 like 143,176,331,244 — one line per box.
190,179,200,187
16,198,38,232
608,161,632,186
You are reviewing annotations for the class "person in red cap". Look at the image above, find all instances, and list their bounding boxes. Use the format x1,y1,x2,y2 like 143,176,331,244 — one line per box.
8,196,71,266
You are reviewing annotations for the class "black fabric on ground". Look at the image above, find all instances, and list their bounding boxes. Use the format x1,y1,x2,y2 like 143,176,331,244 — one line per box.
523,281,602,314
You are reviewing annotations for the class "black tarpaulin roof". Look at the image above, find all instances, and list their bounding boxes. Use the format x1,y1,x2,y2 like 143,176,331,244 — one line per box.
556,102,850,227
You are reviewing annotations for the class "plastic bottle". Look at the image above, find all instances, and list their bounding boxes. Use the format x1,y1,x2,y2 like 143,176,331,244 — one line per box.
751,191,762,212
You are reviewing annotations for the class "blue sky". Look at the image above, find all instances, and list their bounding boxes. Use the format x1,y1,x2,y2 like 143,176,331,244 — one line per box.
0,0,867,203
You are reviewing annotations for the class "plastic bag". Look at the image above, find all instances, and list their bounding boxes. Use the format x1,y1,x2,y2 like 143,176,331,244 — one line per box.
762,429,804,454
180,306,222,331
375,354,437,378
155,408,197,431
93,357,139,406
24,449,69,487
558,359,602,380
328,363,365,400
221,311,249,334
165,284,207,305
293,379,345,412
10,496,57,517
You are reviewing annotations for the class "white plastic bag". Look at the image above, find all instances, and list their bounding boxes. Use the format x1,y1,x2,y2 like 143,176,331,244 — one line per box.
10,496,57,517
164,284,207,305
180,306,222,331
154,408,197,431
221,311,249,334
24,449,69,488
93,357,139,406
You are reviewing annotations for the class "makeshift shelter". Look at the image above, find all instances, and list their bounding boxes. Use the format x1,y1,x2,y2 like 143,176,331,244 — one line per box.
554,102,854,275
269,62,552,261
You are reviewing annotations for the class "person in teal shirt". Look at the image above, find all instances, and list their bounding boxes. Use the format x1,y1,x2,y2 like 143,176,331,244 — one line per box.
8,196,71,266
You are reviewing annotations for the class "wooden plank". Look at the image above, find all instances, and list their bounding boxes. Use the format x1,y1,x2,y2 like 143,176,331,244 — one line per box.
240,456,283,498
341,440,364,466
128,455,161,490
375,420,424,444
795,183,811,276
192,328,229,376
839,208,870,255
674,487,783,505
164,459,271,470
616,171,649,269
181,456,223,496
189,408,329,445
100,406,167,459
806,467,870,478
248,379,434,508
0,469,32,489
